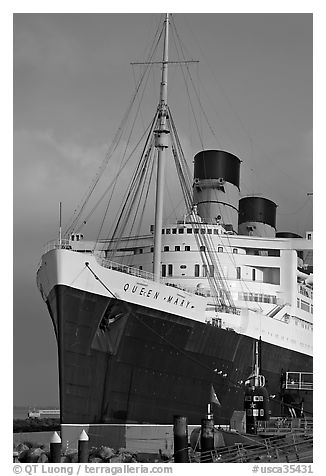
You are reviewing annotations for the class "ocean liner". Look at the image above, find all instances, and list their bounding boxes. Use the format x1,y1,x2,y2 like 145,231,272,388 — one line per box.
36,14,313,426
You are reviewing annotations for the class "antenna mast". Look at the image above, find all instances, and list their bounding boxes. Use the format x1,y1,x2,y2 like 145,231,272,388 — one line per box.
153,13,170,281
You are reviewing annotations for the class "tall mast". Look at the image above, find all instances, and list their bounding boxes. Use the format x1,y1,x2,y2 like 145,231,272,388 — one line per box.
153,13,170,281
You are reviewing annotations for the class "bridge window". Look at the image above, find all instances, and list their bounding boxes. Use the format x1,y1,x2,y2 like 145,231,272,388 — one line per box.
168,264,173,276
236,267,241,279
162,264,166,277
200,245,206,251
172,228,177,234
175,246,180,251
185,246,191,251
187,228,192,234
207,229,212,234
178,228,184,234
218,246,223,252
164,246,169,252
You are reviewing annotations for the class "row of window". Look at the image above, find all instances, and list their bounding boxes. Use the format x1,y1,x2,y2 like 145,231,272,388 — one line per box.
294,320,313,330
162,227,221,235
163,245,232,253
161,264,257,280
238,292,277,304
135,244,279,256
160,267,272,301
137,245,236,253
292,315,313,329
246,409,266,417
297,298,313,314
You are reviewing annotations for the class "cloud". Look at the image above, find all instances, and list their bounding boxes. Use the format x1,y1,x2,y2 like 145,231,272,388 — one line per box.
14,128,106,190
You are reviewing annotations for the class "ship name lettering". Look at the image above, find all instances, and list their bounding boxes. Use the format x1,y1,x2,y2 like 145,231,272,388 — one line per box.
167,295,173,303
123,283,159,301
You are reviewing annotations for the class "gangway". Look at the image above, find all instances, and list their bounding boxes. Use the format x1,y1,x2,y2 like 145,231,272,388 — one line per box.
187,432,313,463
284,372,313,391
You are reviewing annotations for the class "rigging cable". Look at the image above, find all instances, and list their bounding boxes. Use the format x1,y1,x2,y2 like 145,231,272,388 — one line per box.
170,17,222,148
93,63,160,247
104,112,159,257
74,117,156,235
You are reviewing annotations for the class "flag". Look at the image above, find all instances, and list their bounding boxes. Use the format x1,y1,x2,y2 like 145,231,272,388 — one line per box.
210,385,221,406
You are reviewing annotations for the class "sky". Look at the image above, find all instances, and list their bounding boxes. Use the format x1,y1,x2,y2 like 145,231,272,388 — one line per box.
12,11,313,407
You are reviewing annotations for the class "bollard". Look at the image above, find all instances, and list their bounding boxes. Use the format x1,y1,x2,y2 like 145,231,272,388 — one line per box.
50,431,62,463
200,418,214,462
173,415,189,463
78,429,89,463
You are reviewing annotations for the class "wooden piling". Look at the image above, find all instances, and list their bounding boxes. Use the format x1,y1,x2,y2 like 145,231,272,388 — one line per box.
50,431,61,463
78,429,89,463
173,415,189,463
200,418,214,462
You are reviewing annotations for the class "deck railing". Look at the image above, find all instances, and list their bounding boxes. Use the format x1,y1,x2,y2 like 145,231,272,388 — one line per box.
43,239,72,253
95,256,156,282
186,432,313,463
285,372,313,391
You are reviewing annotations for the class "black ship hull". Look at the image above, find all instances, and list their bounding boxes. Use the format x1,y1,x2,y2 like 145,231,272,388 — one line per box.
47,284,313,425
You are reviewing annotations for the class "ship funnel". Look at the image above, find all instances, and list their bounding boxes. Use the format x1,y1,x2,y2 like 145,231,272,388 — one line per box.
192,150,241,232
238,197,277,237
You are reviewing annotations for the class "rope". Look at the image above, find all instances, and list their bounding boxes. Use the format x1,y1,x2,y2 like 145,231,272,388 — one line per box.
84,262,116,299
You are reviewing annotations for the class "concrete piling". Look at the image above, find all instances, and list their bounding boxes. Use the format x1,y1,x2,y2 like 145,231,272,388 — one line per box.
200,418,214,462
49,431,61,463
78,429,89,463
173,415,189,463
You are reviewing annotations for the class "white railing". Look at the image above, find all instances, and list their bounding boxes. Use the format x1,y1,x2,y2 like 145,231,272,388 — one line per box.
95,256,156,282
43,239,72,253
284,372,313,391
